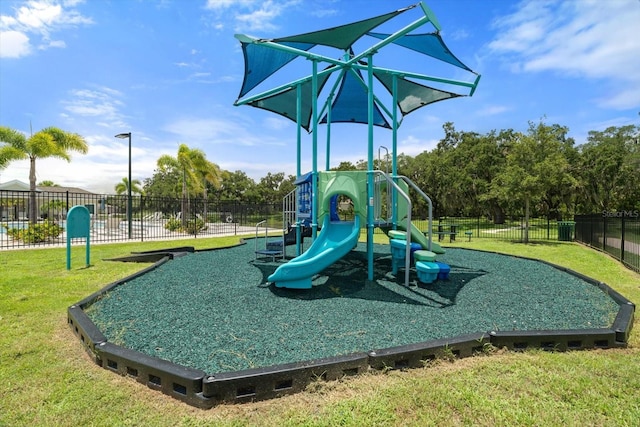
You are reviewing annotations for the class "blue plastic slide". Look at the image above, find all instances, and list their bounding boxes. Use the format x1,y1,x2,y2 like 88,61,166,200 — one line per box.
268,215,361,289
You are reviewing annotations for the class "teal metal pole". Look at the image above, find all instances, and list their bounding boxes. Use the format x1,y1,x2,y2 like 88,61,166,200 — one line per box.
86,235,90,267
297,84,302,177
296,83,302,255
311,60,318,241
66,238,71,270
316,68,346,128
367,55,375,281
392,74,398,229
325,94,332,171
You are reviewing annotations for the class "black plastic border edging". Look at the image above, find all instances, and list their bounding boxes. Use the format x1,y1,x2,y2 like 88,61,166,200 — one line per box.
454,247,636,346
67,247,636,409
202,352,369,405
368,332,491,369
98,341,209,408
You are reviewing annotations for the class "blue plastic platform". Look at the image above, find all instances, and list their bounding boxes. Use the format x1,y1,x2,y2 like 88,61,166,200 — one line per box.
390,239,422,260
416,261,439,284
435,262,451,280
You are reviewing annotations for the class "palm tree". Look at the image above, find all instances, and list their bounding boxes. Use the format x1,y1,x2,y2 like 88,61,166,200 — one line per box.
114,177,143,195
0,126,88,223
0,137,24,169
193,158,221,221
114,177,143,223
157,144,219,224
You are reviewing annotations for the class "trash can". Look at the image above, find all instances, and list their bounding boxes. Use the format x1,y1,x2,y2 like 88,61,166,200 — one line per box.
558,221,575,241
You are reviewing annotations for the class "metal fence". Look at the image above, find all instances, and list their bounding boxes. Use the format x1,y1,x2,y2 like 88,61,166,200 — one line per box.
1,190,282,249
1,188,593,250
574,213,640,273
396,216,564,242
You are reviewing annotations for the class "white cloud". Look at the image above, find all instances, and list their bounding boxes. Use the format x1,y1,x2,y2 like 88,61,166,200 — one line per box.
62,0,85,7
39,38,65,49
448,29,469,41
0,30,31,57
397,135,438,157
310,8,337,19
477,105,510,117
263,117,290,130
204,0,301,33
14,1,63,29
61,86,128,129
489,0,640,110
163,116,288,147
190,72,211,78
0,0,92,58
205,0,256,11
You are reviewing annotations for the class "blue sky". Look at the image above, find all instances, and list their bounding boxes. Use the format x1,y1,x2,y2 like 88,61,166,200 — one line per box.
1,0,639,193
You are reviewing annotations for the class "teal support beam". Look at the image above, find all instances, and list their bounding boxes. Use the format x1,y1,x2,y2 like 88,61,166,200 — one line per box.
325,93,332,171
296,83,302,255
347,12,432,66
350,62,478,90
367,55,375,281
391,74,398,229
311,59,319,241
419,1,441,31
469,73,482,96
296,83,302,177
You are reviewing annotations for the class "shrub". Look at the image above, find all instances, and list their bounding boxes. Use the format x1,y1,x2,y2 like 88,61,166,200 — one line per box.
5,221,63,243
163,218,207,234
184,218,207,235
164,218,182,232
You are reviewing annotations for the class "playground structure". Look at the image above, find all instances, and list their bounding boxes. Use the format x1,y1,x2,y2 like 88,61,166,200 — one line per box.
65,5,636,409
235,2,480,288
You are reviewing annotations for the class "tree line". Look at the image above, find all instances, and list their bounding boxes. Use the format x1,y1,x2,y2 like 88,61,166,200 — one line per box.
144,120,639,224
3,121,638,226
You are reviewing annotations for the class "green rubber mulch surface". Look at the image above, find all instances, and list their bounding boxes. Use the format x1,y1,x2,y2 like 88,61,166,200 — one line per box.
86,241,620,374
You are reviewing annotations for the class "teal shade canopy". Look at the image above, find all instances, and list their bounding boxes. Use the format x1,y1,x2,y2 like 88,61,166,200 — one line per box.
246,67,334,132
367,31,474,72
272,6,414,50
234,2,479,133
320,68,391,129
238,41,315,99
373,70,462,116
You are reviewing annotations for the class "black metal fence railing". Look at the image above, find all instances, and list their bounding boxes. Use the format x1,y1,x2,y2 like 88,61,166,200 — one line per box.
8,189,629,258
376,216,566,242
574,213,640,273
1,190,282,249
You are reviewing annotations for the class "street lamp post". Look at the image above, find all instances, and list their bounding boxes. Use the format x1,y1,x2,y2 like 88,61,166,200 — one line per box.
115,132,132,239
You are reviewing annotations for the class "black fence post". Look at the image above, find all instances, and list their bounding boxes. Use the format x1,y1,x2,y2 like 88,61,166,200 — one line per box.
603,213,607,251
140,195,144,242
621,214,625,263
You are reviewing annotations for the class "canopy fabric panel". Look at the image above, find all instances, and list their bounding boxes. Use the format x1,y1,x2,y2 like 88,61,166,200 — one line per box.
272,6,414,50
320,68,391,129
367,31,474,72
247,70,333,132
373,71,462,115
238,40,315,98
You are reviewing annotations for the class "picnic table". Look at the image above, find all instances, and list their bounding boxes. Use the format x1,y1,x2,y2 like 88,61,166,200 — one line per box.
430,224,458,242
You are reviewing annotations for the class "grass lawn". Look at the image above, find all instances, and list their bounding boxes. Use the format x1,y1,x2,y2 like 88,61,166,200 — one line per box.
1,235,639,426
